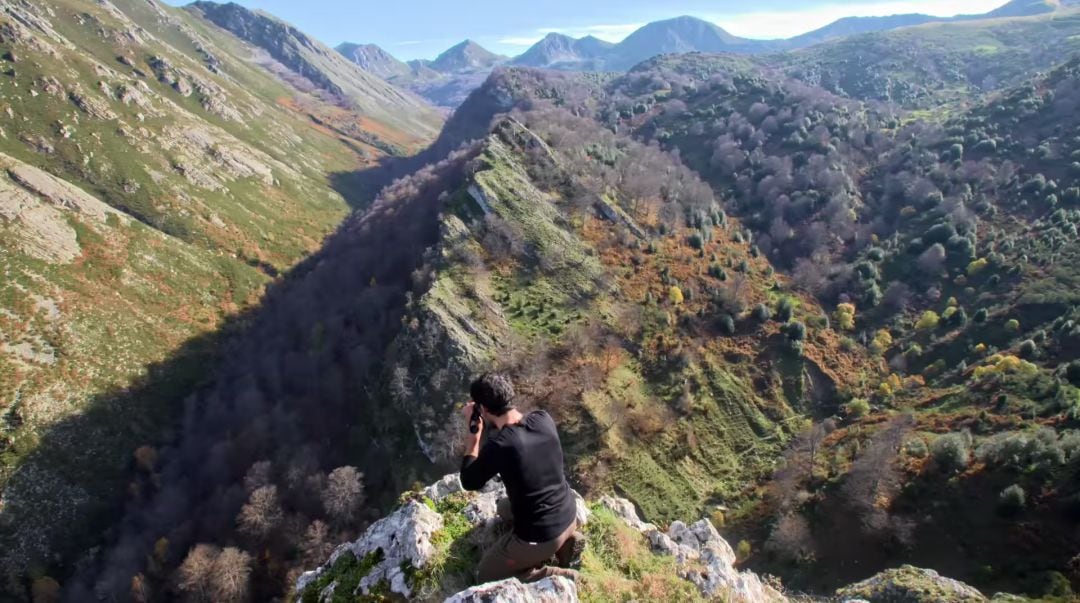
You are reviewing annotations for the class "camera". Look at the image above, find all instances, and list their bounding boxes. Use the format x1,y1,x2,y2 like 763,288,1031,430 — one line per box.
469,404,483,434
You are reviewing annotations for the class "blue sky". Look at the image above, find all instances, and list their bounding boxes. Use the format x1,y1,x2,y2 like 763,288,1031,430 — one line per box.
168,0,1009,61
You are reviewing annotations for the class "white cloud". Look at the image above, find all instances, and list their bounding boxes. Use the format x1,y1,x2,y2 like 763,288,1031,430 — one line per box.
712,0,1008,40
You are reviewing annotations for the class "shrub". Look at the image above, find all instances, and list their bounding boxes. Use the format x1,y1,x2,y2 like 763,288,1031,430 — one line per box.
998,484,1026,515
966,258,989,276
669,286,684,305
1067,361,1080,386
870,329,893,355
718,314,736,335
752,303,771,322
973,308,988,324
835,303,856,331
736,540,752,561
688,232,704,250
932,433,970,474
867,247,885,262
1019,339,1037,358
1005,319,1020,332
786,321,807,342
904,438,929,458
844,398,870,418
944,307,967,328
775,297,795,323
915,311,940,331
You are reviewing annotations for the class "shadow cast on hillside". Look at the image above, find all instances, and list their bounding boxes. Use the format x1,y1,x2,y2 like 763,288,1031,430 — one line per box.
0,150,476,599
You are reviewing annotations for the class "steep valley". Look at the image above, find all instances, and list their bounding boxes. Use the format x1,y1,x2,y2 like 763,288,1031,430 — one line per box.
1,1,1080,602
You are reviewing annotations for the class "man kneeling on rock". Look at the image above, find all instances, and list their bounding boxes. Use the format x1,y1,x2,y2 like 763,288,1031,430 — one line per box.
460,372,585,584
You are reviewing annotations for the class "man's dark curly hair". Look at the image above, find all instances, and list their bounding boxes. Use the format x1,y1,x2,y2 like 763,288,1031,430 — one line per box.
470,373,515,416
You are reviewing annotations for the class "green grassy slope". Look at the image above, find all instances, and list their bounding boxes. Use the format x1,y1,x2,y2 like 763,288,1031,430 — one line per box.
772,9,1080,108
0,0,437,588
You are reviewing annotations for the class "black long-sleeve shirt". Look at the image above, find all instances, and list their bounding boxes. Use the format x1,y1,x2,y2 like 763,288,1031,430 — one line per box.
460,410,577,543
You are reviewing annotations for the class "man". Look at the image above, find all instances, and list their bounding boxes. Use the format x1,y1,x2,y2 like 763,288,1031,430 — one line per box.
460,373,585,584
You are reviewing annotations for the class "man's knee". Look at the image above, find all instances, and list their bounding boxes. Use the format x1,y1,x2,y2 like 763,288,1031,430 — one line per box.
476,551,518,584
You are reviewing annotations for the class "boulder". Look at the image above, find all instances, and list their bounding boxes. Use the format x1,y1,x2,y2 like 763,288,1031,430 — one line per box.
836,565,988,603
295,500,443,599
599,495,785,603
443,576,577,603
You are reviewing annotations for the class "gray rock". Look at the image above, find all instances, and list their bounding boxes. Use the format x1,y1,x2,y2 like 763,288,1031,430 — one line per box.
443,576,578,603
599,495,656,532
298,475,589,601
295,500,443,599
836,565,988,603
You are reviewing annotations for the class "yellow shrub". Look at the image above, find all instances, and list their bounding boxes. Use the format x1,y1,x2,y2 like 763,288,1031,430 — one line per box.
972,354,1038,380
916,310,940,331
669,286,684,305
870,329,893,354
974,343,987,355
967,258,989,276
836,303,856,331
947,297,958,307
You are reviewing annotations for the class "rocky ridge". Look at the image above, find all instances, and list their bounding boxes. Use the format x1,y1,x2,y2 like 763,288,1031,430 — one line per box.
296,473,1009,603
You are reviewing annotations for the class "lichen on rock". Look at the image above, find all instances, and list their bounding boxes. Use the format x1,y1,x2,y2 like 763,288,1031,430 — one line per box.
836,565,990,603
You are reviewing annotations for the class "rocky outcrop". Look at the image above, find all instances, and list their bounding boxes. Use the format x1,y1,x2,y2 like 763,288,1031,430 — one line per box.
297,475,1016,603
296,473,588,602
600,495,787,603
836,565,988,602
295,500,444,598
444,576,578,603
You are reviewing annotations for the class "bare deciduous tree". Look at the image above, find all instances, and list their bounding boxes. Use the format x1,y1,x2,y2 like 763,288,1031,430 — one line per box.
765,512,815,563
177,544,218,602
841,414,915,544
323,466,365,525
301,520,334,565
211,547,252,603
237,485,283,541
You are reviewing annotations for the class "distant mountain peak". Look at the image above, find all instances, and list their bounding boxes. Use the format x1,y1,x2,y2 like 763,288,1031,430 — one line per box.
512,31,614,68
429,39,505,73
334,42,412,81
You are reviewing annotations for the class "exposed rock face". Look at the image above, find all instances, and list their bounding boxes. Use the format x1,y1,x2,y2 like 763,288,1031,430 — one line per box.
836,565,988,602
295,500,444,599
297,476,1012,603
296,473,589,602
444,576,578,603
601,495,787,603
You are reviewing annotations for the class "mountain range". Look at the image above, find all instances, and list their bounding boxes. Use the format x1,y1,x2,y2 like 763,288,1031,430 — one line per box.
337,0,1080,108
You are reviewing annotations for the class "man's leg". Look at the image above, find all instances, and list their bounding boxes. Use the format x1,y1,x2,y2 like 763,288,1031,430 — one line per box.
497,497,512,523
476,532,559,584
520,521,581,582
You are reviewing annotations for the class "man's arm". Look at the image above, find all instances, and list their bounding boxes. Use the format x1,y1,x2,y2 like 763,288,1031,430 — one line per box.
460,401,498,491
460,441,499,491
